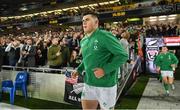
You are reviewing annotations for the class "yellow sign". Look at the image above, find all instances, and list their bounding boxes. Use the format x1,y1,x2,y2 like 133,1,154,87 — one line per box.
49,20,58,24
112,4,135,11
112,12,125,17
50,1,56,5
127,18,141,22
7,26,13,29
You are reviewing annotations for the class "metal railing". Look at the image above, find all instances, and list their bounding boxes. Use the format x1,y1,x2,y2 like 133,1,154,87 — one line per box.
0,55,142,104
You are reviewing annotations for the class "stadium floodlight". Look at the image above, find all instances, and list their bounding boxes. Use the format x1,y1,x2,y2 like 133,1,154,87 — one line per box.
104,2,109,5
80,5,88,8
33,13,39,15
19,7,28,11
8,17,13,19
54,9,62,12
109,1,116,4
62,8,68,11
73,7,79,9
113,22,118,24
47,11,54,13
149,16,157,19
41,12,47,14
158,18,166,21
159,15,167,18
168,17,176,20
149,19,157,22
169,14,177,17
99,3,104,5
89,4,98,7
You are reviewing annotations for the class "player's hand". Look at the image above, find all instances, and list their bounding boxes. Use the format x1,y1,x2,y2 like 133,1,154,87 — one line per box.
71,71,79,79
171,64,176,68
93,68,105,79
171,64,176,71
156,67,160,73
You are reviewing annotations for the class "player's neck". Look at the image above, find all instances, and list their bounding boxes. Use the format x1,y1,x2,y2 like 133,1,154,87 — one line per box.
162,51,167,54
86,27,98,37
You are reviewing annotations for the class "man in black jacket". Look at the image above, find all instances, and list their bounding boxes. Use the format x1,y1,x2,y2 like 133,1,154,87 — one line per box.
5,39,20,66
21,38,36,67
0,45,4,71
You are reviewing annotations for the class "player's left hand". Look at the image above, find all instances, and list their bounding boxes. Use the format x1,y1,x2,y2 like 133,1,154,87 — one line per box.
171,64,176,68
171,64,176,71
93,68,105,79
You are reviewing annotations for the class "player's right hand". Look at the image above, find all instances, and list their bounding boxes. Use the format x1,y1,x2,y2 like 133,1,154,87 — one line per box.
156,67,160,73
71,71,79,79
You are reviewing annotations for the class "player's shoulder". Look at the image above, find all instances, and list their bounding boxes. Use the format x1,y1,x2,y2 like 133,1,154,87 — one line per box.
157,53,164,57
167,52,174,55
97,29,115,40
81,36,88,42
98,29,112,35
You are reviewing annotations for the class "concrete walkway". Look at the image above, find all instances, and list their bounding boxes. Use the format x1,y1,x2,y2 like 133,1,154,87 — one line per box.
0,102,29,110
137,78,180,109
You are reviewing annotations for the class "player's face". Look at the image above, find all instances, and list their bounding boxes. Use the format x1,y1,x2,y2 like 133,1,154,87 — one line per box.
162,47,168,53
82,15,98,34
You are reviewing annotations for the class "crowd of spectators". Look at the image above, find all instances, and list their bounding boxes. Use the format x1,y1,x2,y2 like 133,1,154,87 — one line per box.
145,23,179,37
0,29,82,69
0,22,179,70
109,22,179,38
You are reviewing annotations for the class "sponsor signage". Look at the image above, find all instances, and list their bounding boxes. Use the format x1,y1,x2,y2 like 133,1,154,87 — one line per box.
164,37,180,43
145,38,164,73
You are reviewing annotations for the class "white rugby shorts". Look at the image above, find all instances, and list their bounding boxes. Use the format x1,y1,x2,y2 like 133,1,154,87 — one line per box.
161,71,174,78
81,83,117,109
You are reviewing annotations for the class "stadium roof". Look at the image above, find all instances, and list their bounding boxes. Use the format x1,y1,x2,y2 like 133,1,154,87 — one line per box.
0,0,113,16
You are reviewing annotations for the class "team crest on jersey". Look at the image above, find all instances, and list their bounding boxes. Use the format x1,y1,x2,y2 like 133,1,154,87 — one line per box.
93,39,99,50
168,55,171,60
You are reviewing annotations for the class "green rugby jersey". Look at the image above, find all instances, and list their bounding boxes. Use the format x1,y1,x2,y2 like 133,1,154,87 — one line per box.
155,52,178,71
77,28,128,87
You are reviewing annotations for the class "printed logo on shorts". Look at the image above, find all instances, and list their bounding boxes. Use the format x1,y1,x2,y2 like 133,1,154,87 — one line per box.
170,74,173,77
103,102,107,107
